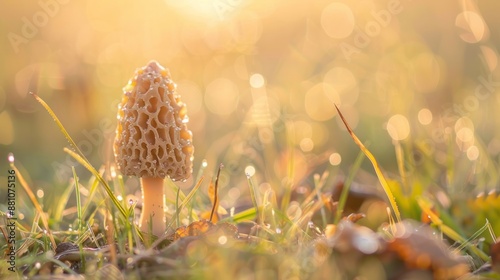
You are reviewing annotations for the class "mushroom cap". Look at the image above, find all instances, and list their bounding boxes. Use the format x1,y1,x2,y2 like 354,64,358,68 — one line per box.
114,61,194,181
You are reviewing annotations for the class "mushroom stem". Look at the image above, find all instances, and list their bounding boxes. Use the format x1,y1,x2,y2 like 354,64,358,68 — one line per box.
140,177,166,236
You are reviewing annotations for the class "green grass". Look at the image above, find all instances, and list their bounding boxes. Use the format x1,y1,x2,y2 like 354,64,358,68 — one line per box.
1,95,500,279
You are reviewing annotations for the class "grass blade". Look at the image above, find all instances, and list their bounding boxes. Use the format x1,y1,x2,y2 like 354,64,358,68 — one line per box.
335,105,401,223
166,176,204,230
209,164,223,222
417,197,489,261
9,157,57,250
247,174,261,224
31,92,87,161
64,148,127,219
72,167,83,232
175,188,180,228
221,207,257,223
32,92,128,220
280,121,296,212
52,177,78,223
334,149,365,224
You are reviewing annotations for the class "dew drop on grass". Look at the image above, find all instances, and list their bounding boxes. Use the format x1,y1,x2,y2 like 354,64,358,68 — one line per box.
202,160,208,167
245,165,256,177
129,199,134,205
110,166,117,178
7,153,14,163
276,228,282,234
36,189,44,198
68,224,73,232
35,263,41,269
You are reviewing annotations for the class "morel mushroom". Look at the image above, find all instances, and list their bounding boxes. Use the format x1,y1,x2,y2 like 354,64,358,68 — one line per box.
114,61,194,236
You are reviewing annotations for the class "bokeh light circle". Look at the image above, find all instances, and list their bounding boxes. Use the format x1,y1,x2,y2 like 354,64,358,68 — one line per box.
455,11,487,43
300,138,314,152
329,153,342,166
386,114,410,141
455,117,475,150
324,67,359,105
417,108,433,125
250,73,265,88
467,145,479,161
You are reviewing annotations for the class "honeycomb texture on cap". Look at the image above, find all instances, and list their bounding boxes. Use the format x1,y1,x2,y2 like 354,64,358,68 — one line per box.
114,61,194,180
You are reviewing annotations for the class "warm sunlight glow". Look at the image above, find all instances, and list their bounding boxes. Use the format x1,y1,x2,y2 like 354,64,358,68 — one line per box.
321,3,355,39
411,53,442,93
204,78,239,116
177,81,204,115
305,83,340,121
323,67,359,105
3,1,497,277
0,111,14,145
165,0,243,20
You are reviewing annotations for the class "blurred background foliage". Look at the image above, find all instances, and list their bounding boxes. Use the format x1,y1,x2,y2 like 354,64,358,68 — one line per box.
1,0,500,222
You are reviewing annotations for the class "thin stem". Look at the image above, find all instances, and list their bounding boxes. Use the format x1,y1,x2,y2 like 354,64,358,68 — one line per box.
140,177,165,236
